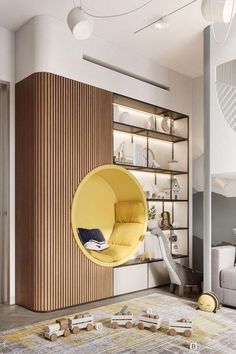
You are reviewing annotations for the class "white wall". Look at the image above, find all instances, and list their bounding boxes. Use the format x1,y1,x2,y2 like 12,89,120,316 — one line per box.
209,20,236,175
0,25,15,304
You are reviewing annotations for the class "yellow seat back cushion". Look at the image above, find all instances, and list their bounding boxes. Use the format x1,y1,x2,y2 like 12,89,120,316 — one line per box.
109,222,144,247
88,245,133,262
115,201,145,224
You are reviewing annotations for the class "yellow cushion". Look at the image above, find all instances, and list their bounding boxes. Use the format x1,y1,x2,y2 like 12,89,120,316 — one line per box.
87,250,114,263
109,222,144,247
88,245,133,262
115,201,145,224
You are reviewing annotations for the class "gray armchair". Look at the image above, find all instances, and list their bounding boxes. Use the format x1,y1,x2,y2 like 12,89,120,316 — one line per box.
212,245,236,307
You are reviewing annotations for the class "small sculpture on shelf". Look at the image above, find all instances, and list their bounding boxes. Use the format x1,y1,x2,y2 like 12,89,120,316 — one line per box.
157,191,166,199
146,115,155,130
172,178,180,200
158,211,172,230
114,141,126,164
139,251,152,261
148,206,157,230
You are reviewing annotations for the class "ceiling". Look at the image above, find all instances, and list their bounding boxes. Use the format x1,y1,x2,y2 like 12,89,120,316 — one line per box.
0,0,208,78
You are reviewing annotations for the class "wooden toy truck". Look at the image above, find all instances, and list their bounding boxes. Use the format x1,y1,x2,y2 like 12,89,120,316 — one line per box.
111,306,134,329
168,318,192,337
44,318,70,342
137,312,162,332
68,313,94,334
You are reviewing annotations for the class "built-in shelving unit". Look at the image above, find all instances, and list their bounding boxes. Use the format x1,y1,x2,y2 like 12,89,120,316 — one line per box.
112,94,189,271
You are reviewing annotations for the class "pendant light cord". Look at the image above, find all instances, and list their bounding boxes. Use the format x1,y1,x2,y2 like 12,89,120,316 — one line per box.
211,0,235,44
73,0,154,18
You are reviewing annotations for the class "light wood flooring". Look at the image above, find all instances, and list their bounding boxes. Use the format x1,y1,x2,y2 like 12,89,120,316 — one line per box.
0,287,198,332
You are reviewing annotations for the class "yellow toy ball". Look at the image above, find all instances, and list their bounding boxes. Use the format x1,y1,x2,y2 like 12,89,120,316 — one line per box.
197,292,220,313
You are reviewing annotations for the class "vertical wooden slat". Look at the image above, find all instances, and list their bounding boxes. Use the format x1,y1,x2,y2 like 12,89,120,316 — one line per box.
16,72,113,311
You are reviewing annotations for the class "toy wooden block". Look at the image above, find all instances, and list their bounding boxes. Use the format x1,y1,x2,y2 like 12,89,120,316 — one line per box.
95,322,103,330
189,341,198,350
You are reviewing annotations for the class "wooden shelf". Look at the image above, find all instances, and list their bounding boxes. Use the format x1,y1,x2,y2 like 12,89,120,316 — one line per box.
113,121,187,143
147,198,188,202
113,94,190,274
113,95,189,121
114,162,188,175
114,255,188,268
160,227,188,231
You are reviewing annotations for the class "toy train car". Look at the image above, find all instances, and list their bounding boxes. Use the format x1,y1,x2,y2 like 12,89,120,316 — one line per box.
137,313,162,332
44,318,70,342
68,313,94,334
44,313,94,341
168,318,192,337
111,306,134,329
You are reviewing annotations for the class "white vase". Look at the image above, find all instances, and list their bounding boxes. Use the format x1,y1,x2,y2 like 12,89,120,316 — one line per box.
148,219,156,230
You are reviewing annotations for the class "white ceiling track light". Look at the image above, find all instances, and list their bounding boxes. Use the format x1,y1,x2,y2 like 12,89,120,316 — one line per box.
134,0,197,34
67,6,94,40
67,0,154,40
201,0,235,44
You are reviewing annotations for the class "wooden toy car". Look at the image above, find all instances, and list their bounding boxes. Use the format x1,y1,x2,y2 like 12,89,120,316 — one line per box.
44,318,70,341
137,312,162,332
168,318,192,337
111,306,134,329
68,312,94,333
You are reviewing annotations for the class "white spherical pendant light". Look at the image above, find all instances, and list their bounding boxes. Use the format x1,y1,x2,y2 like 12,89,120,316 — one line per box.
67,6,93,40
201,0,234,23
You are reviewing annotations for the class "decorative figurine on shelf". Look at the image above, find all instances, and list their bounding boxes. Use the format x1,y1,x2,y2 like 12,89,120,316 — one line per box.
168,159,179,171
139,251,152,261
158,211,172,230
157,191,166,199
161,116,170,133
148,206,157,230
143,184,152,199
151,184,159,199
146,115,155,130
152,160,161,169
114,141,126,164
172,178,180,200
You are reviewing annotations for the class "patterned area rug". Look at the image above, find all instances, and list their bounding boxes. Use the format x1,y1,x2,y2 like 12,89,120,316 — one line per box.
0,293,236,354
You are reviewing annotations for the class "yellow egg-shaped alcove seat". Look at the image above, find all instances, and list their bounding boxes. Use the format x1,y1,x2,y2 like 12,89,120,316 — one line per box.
71,165,148,267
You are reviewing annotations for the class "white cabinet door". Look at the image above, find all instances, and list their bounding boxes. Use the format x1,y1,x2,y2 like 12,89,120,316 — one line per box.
114,264,147,296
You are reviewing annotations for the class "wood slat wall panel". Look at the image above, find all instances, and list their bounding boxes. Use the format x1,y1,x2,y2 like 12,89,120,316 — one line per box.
16,72,113,311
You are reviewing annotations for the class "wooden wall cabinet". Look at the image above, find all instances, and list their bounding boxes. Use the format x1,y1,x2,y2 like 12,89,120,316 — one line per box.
16,72,113,311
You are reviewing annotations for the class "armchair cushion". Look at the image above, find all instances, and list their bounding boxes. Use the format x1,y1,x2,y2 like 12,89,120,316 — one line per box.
221,267,236,290
109,222,144,246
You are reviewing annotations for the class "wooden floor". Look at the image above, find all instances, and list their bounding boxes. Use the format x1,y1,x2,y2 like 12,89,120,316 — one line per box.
0,287,198,332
